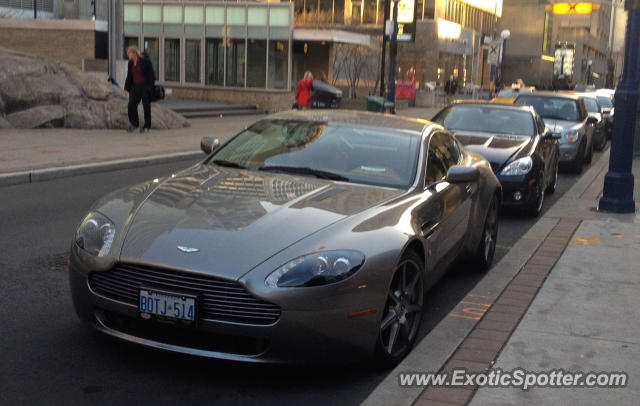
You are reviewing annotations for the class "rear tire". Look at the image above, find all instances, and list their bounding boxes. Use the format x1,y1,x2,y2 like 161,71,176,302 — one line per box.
374,251,424,367
474,195,499,272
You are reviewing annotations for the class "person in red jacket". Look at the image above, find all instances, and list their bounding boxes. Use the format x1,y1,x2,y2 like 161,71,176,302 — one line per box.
295,71,314,109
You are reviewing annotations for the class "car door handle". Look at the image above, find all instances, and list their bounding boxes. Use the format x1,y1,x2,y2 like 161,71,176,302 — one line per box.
421,221,439,238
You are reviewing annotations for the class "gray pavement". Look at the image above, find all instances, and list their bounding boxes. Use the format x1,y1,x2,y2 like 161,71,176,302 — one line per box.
470,158,640,405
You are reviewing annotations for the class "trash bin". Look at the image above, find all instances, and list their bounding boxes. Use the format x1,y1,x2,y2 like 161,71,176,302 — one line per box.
367,96,394,112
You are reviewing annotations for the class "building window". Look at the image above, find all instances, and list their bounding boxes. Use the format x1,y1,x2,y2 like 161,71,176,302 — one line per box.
186,39,201,83
143,38,159,78
247,39,267,88
268,40,288,89
226,39,246,87
124,37,139,58
164,38,181,82
205,38,224,86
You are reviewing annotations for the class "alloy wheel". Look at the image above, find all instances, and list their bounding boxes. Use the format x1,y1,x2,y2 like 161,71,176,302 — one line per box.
379,259,424,359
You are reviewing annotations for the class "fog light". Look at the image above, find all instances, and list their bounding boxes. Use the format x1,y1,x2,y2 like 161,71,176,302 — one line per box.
513,191,523,201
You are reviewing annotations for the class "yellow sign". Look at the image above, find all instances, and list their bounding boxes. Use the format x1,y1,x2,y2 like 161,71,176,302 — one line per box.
552,3,596,14
391,0,415,24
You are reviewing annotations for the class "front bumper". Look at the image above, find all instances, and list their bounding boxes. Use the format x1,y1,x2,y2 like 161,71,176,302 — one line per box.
558,143,581,163
69,255,380,364
496,174,540,208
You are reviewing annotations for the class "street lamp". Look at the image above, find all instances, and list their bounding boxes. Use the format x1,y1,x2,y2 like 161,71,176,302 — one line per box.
499,29,510,89
598,0,639,213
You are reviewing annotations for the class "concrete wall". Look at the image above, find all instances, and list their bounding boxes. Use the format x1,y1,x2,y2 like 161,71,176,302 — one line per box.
167,87,294,113
0,18,95,69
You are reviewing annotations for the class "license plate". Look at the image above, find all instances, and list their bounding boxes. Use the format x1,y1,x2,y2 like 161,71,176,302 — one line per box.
139,289,196,323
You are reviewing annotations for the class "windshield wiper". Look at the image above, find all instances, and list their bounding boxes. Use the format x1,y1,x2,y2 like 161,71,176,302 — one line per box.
258,165,349,181
211,159,248,169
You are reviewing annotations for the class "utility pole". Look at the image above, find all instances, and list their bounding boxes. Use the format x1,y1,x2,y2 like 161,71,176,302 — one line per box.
599,0,640,213
33,0,37,19
108,0,124,80
489,3,498,97
379,0,390,97
386,0,399,113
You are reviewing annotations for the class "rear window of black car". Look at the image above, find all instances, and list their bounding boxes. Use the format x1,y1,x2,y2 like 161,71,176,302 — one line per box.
434,105,535,136
209,119,421,189
515,96,580,122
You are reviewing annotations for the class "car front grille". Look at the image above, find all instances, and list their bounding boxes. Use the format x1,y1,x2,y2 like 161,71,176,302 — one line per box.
89,263,281,325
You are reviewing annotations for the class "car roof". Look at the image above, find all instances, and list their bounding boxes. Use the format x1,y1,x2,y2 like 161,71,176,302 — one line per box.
271,110,432,134
515,91,582,100
452,100,536,112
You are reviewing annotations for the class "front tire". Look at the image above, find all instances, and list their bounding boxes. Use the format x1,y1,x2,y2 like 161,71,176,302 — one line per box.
546,155,559,194
527,179,545,217
584,138,593,164
375,251,424,367
569,141,585,174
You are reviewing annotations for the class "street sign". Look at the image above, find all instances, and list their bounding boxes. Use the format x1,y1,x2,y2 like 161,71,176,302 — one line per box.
487,39,502,65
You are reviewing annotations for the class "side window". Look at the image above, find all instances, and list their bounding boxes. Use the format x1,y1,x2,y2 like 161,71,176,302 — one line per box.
425,132,456,185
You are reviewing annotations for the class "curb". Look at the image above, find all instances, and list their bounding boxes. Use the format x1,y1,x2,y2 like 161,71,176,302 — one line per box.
0,151,203,187
362,149,611,406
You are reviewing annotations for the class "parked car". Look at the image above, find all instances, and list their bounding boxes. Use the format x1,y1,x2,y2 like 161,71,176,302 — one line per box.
311,80,342,109
432,102,559,217
579,93,608,150
492,86,535,104
595,91,615,139
69,111,502,365
514,92,597,174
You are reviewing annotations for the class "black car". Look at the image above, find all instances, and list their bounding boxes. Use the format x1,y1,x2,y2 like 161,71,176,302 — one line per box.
432,102,560,216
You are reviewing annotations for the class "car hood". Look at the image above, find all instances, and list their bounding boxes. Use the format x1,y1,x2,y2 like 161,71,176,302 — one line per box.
119,164,402,280
452,130,533,171
542,118,580,133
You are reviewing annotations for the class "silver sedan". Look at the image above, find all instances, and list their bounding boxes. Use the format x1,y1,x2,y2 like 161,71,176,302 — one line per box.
69,111,501,365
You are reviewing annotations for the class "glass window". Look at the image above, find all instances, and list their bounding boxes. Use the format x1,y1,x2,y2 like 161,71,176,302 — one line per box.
143,38,159,79
163,5,183,24
124,4,141,22
210,120,421,189
185,5,204,24
205,38,224,86
247,39,266,88
269,7,290,26
583,97,599,113
206,6,225,25
164,38,181,82
227,6,246,25
268,41,288,89
185,39,201,83
596,95,613,108
142,4,161,23
124,37,139,58
248,7,267,26
515,96,580,122
426,133,454,184
435,105,536,136
226,39,245,87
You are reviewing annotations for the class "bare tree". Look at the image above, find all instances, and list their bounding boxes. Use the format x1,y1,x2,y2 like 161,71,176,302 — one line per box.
333,44,380,98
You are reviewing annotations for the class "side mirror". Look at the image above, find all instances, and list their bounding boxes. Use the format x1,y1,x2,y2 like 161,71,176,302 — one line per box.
200,137,220,155
445,165,479,183
586,116,598,126
543,130,561,140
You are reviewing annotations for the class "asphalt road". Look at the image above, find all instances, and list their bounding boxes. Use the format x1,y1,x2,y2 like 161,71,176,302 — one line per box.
0,150,602,405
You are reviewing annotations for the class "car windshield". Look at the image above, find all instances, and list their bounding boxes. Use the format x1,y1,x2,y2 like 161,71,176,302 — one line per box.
596,96,613,108
208,119,421,189
583,97,600,113
435,105,535,136
515,96,580,122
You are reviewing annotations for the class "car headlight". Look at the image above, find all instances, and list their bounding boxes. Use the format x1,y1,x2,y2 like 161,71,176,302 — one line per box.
75,212,116,257
500,157,533,176
265,251,365,288
563,130,580,143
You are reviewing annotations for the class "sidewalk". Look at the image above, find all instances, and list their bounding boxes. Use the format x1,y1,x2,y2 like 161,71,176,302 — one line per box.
364,150,639,406
0,114,263,185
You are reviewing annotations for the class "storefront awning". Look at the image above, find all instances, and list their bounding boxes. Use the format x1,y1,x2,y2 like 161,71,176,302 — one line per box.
293,29,371,46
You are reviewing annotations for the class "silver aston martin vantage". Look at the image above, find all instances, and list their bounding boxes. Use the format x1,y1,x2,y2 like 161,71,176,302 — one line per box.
69,110,501,365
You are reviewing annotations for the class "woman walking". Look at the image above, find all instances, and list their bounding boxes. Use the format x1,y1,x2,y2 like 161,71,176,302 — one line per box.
295,71,314,110
124,45,155,133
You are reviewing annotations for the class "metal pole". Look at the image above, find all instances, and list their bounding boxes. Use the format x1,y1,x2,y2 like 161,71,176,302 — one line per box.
33,0,37,19
109,0,116,78
386,0,398,113
599,0,640,213
379,0,390,97
489,3,497,97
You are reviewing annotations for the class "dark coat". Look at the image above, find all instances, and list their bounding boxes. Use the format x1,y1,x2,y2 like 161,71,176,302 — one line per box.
124,57,156,92
444,79,458,95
